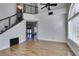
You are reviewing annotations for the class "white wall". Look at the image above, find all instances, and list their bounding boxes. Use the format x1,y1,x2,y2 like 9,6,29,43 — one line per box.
0,3,16,31
36,3,70,42
0,3,16,19
68,3,79,20
68,3,79,41
23,13,38,21
64,3,79,55
0,20,26,50
68,14,79,56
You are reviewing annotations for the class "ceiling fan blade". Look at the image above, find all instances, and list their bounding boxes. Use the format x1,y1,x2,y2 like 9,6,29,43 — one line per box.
41,5,47,9
50,3,57,6
40,3,46,5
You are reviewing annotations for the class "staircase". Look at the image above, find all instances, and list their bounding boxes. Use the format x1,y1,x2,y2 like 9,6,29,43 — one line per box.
0,12,27,50
0,12,39,50
0,13,23,34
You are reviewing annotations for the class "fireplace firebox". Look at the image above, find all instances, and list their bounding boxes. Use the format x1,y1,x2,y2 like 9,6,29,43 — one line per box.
10,37,19,47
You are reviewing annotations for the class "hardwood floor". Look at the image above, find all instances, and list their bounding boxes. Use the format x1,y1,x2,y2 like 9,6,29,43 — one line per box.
0,40,75,56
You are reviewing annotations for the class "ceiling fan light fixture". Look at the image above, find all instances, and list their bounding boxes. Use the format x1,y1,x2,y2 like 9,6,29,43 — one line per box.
48,12,53,15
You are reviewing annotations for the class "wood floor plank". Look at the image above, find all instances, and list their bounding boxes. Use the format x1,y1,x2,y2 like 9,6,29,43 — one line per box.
0,40,75,56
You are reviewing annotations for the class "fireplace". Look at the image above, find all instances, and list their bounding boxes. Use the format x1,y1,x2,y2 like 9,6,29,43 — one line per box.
10,37,19,47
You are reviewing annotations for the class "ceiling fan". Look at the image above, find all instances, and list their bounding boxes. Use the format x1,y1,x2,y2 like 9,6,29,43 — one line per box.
40,3,57,10
40,3,57,15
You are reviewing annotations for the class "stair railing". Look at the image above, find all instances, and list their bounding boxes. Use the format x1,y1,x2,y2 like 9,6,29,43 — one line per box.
0,13,23,34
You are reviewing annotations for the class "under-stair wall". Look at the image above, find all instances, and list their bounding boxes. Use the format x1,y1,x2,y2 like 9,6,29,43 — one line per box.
0,20,26,50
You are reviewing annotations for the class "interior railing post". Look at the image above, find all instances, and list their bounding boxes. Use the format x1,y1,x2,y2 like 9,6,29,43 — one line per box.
9,17,11,28
35,6,37,14
30,6,32,14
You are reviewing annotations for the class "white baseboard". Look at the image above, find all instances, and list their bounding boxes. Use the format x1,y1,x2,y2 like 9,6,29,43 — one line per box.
38,38,67,43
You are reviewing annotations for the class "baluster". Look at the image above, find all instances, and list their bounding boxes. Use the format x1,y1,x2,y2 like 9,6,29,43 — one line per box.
9,17,11,28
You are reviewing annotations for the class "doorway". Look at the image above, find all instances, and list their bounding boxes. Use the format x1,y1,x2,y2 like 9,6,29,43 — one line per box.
26,21,38,41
